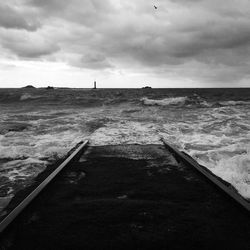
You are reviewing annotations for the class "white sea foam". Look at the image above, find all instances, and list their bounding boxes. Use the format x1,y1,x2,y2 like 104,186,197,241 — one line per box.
90,121,165,145
1,158,48,181
195,147,250,199
0,130,85,160
0,110,91,202
220,100,250,106
141,97,188,106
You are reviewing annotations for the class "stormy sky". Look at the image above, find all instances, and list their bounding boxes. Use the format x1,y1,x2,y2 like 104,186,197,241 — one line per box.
0,0,250,88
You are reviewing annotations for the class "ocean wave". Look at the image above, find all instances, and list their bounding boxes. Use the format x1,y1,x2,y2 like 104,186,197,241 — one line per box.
0,126,87,205
1,88,250,204
0,122,31,135
195,146,250,199
219,100,250,106
0,158,48,203
141,97,188,106
20,93,42,101
1,158,48,180
140,95,212,108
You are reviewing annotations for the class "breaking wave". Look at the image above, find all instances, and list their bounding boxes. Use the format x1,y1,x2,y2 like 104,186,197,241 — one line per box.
141,96,250,108
219,100,250,106
191,144,250,199
141,95,212,108
20,93,42,101
141,97,188,106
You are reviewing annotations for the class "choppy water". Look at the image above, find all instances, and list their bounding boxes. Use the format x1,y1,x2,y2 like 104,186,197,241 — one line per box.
0,87,250,208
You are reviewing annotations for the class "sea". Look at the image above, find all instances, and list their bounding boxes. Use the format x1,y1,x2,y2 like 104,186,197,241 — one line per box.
0,87,250,210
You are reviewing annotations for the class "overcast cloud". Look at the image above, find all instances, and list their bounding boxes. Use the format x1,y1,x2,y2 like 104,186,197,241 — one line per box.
0,0,250,87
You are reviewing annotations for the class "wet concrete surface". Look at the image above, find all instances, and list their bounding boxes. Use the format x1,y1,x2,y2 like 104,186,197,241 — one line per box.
0,145,250,250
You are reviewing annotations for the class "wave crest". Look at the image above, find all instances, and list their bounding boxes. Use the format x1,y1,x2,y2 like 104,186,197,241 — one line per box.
141,97,188,106
195,146,250,199
219,100,250,106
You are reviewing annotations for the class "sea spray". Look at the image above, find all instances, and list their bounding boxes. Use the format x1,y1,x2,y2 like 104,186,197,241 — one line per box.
141,96,188,106
140,95,212,107
195,146,250,199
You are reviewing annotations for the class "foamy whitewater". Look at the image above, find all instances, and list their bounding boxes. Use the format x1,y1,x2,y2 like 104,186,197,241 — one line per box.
0,88,250,209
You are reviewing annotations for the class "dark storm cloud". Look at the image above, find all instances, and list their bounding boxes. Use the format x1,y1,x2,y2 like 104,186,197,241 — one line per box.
79,53,113,69
0,30,60,58
28,0,113,26
169,0,204,4
1,0,250,84
7,41,60,58
0,3,40,31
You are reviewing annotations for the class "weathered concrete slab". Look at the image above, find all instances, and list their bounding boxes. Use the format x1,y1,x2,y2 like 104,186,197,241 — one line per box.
1,145,250,250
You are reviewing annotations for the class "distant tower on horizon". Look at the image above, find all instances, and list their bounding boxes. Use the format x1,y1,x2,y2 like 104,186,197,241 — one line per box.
93,81,97,89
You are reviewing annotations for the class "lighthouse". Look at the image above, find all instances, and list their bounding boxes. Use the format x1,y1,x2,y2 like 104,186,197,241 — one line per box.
93,81,97,89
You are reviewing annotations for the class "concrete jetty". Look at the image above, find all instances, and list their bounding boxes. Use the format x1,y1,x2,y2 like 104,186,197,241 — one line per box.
1,144,250,249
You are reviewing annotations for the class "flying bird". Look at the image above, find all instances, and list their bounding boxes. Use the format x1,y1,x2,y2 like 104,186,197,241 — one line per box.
154,5,158,9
